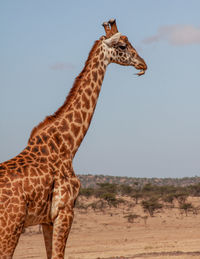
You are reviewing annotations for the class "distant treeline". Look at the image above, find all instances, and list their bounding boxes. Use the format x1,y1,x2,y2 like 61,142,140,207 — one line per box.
77,174,200,188
77,182,200,216
79,182,200,200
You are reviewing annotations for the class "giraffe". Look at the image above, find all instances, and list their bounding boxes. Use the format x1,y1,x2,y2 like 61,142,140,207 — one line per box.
0,19,147,259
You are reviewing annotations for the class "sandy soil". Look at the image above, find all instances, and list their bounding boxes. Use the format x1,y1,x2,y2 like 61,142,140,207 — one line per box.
14,197,200,259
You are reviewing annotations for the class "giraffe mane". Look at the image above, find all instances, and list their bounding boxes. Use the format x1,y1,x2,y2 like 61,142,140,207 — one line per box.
28,39,101,142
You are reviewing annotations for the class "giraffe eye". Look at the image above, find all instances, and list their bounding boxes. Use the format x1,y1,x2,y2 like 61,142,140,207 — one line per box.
118,45,127,50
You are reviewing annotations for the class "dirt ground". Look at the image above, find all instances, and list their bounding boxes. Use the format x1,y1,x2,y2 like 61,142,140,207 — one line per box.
14,197,200,259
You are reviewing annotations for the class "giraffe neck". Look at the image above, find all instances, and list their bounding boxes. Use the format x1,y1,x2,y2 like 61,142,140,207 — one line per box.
28,40,108,160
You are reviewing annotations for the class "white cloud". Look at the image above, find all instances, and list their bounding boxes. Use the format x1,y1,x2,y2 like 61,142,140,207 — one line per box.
50,62,75,71
143,25,200,45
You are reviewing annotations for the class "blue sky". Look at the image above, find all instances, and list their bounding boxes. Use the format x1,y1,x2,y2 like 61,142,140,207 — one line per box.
1,0,200,178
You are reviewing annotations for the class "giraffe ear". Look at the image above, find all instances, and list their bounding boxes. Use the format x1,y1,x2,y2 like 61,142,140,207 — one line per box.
103,32,122,47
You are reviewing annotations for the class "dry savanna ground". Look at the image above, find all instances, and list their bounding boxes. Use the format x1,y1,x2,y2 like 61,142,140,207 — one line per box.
14,196,200,259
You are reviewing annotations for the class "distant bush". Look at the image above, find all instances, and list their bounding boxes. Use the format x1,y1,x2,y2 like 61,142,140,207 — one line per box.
95,183,118,196
179,202,193,216
124,214,140,223
89,200,107,212
75,200,88,211
99,192,117,207
162,193,175,204
141,184,161,200
79,187,95,198
119,185,133,196
131,190,143,204
174,190,189,205
141,197,163,217
188,183,200,197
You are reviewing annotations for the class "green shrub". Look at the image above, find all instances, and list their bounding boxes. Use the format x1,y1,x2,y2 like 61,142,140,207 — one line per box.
179,202,193,216
94,183,118,198
120,185,133,196
75,200,88,210
124,214,140,223
89,200,107,212
100,192,120,208
141,197,163,216
131,190,143,204
188,183,200,197
79,187,95,198
174,191,189,205
162,193,175,204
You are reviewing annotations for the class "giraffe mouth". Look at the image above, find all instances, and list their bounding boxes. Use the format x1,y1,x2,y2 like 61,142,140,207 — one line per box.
134,58,147,76
136,70,145,76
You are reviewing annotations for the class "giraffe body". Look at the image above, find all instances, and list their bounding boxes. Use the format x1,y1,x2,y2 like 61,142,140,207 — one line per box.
0,20,147,258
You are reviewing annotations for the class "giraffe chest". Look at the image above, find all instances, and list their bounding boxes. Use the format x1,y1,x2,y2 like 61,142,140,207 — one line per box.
24,174,80,226
23,172,54,226
24,185,53,226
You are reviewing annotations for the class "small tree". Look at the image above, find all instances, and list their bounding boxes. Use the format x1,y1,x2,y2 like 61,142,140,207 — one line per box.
79,187,94,198
95,183,118,197
188,183,200,197
75,200,88,212
124,214,140,223
141,215,148,226
132,190,143,204
162,193,175,205
100,192,119,208
120,185,133,196
89,200,107,212
179,202,193,216
174,190,189,205
141,197,163,217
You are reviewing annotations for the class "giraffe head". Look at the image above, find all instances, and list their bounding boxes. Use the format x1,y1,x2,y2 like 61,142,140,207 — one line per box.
102,19,147,76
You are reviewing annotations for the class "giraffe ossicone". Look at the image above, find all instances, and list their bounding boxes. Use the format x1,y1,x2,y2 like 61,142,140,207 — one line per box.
0,19,147,258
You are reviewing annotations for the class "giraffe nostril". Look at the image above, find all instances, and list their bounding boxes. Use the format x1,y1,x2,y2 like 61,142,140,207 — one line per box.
135,55,147,71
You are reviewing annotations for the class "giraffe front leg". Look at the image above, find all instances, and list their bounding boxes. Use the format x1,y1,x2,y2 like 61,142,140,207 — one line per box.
52,206,74,259
0,201,26,259
42,223,53,259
